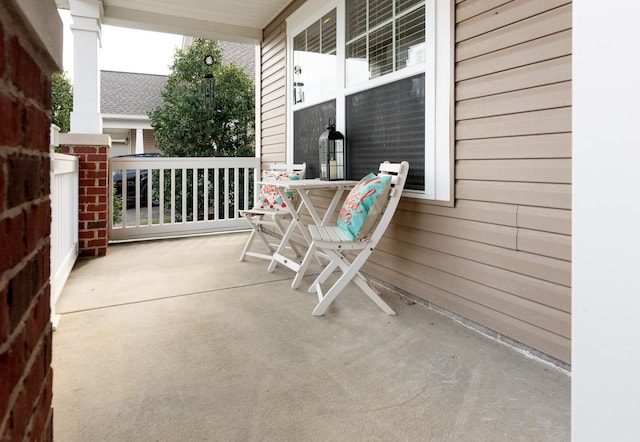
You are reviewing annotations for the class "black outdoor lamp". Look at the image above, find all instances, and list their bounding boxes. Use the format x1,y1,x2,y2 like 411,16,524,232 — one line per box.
318,117,345,181
203,54,215,110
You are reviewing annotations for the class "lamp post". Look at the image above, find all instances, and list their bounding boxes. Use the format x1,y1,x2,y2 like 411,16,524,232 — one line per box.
318,117,345,180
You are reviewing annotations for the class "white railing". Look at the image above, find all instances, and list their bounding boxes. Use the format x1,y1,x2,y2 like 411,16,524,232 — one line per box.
110,156,259,241
50,151,79,328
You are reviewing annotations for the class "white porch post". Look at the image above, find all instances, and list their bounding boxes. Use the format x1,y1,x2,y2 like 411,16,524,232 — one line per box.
573,2,640,441
135,128,144,154
69,0,102,133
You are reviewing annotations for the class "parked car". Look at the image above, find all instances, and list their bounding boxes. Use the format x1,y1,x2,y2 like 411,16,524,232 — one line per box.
112,154,160,208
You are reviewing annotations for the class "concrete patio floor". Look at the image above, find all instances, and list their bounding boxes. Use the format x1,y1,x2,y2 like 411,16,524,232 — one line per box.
52,232,570,441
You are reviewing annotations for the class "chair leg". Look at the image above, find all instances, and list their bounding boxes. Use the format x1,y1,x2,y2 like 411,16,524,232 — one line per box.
307,250,341,293
291,242,317,289
274,217,301,257
240,213,284,262
312,249,395,316
352,273,396,315
239,229,257,261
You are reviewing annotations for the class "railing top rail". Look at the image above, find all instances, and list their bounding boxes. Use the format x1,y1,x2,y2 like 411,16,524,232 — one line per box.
52,152,79,175
110,156,260,169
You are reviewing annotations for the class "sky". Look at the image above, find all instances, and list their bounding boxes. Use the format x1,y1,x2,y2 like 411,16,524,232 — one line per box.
59,10,184,81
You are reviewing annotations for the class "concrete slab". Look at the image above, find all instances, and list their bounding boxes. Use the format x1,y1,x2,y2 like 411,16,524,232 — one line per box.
53,233,570,441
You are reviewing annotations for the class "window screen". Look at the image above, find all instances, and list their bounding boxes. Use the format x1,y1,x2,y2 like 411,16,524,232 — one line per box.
345,74,425,190
293,100,337,179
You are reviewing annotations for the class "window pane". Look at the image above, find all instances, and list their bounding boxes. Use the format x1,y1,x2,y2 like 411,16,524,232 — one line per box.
346,74,425,190
322,9,336,54
294,100,337,179
292,9,337,105
346,0,367,40
293,32,306,52
346,36,368,87
396,6,425,70
369,23,393,78
369,0,393,29
396,0,422,14
346,37,369,86
307,21,321,53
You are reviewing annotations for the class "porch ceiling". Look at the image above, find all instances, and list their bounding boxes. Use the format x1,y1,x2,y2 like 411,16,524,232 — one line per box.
55,0,292,43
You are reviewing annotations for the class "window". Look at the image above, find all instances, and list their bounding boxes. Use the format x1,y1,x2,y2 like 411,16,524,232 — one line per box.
345,0,425,87
292,9,337,105
287,0,452,201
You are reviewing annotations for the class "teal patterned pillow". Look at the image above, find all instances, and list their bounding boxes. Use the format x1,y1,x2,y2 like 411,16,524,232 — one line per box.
256,170,301,210
337,173,392,240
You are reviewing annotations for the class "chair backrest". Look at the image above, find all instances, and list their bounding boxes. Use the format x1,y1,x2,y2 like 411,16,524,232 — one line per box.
367,161,409,243
269,162,306,178
253,163,306,210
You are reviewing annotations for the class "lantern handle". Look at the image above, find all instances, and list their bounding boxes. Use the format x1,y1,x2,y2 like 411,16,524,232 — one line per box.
327,116,335,129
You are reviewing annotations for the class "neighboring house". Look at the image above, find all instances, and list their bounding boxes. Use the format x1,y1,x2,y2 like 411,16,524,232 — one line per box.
101,41,255,157
101,70,166,156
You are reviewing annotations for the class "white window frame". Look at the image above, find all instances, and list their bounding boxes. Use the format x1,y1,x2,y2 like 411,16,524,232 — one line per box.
286,0,452,201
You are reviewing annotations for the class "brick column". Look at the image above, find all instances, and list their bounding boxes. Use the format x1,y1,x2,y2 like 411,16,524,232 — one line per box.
0,0,62,440
59,138,110,257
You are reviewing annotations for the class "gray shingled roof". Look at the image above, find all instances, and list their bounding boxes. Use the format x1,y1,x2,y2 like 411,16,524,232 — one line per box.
219,41,255,79
101,71,168,115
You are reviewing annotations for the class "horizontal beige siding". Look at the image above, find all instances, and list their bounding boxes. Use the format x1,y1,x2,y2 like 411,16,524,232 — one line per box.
259,0,306,169
261,0,572,364
386,0,571,363
260,20,287,166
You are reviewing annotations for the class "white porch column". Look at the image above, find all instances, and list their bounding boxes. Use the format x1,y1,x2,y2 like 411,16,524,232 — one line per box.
573,2,640,441
135,128,144,154
69,0,102,133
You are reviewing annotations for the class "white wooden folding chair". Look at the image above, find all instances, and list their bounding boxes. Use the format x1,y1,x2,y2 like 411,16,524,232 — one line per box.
299,161,409,316
239,163,306,262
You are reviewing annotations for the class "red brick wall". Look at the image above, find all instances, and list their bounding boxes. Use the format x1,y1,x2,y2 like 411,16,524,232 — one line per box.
59,145,110,257
0,8,55,442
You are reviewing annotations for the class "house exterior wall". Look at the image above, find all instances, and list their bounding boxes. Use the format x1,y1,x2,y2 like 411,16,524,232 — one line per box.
130,129,160,155
261,0,572,364
0,1,60,439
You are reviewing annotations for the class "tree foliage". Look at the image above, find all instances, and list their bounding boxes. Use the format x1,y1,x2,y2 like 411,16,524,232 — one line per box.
51,72,73,132
149,39,255,157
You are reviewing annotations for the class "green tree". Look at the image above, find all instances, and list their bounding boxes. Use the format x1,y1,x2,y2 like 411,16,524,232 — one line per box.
149,39,255,157
51,72,73,132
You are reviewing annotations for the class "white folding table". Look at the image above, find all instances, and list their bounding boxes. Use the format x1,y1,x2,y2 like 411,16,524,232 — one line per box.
260,179,357,289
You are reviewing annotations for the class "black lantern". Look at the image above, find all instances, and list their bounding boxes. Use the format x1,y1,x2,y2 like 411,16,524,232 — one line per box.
318,117,345,181
203,55,215,110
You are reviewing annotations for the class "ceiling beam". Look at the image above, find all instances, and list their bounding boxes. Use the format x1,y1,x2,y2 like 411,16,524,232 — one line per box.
102,5,262,44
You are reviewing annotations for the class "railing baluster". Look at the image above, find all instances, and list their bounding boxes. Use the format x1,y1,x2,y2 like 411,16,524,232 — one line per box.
204,168,209,222
192,167,198,222
233,166,239,219
121,169,127,227
135,170,141,226
147,168,152,226
181,168,187,223
170,168,176,224
243,167,249,213
159,168,165,225
224,168,229,220
214,167,219,221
